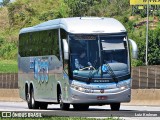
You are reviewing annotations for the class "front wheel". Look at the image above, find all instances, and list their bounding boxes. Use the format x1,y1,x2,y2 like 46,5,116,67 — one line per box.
59,93,70,110
110,103,120,111
73,104,89,111
39,102,48,109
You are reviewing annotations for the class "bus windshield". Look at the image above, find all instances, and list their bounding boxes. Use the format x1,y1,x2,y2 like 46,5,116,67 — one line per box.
69,34,130,82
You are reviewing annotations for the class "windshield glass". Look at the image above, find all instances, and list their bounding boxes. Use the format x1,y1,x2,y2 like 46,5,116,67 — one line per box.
69,34,129,82
100,36,128,64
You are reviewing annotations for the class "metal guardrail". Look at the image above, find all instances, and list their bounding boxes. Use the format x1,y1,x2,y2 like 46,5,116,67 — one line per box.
132,65,160,89
0,73,18,89
0,65,160,89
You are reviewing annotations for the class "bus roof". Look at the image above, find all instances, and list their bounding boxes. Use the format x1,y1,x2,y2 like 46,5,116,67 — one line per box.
19,17,126,34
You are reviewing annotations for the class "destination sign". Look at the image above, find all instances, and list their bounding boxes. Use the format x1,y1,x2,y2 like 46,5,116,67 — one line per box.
73,35,96,40
130,0,160,5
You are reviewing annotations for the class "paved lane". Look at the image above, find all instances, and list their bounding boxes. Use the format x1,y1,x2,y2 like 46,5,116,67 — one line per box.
0,102,160,120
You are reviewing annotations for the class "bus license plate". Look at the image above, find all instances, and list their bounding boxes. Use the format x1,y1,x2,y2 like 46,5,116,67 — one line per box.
97,96,107,100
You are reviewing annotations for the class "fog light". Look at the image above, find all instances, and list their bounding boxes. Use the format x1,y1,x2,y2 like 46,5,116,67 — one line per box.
72,94,79,99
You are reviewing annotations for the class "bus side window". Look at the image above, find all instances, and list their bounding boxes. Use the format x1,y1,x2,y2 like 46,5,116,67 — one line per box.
52,29,60,60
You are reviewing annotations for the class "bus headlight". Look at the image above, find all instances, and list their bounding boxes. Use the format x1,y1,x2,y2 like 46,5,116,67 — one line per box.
117,81,130,90
71,84,92,93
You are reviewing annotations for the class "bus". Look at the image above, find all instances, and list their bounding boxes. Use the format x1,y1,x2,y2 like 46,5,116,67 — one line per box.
18,17,138,111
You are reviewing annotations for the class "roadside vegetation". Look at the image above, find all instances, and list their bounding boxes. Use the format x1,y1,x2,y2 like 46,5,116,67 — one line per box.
0,59,17,73
0,0,160,73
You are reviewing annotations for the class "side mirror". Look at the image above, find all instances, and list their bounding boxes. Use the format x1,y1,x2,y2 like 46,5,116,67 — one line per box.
62,39,69,60
129,39,138,59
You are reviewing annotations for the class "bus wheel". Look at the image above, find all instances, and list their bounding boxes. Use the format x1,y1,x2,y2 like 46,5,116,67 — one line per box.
73,104,89,111
26,92,32,109
39,102,48,110
30,89,40,109
59,93,70,110
110,103,120,111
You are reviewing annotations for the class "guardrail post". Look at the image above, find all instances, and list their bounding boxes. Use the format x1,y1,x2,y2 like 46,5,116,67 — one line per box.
147,66,148,88
9,73,11,89
155,66,157,89
2,73,3,88
139,66,140,89
14,73,15,89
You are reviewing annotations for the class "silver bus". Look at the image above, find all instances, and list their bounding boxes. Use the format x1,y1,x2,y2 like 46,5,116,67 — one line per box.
18,17,138,111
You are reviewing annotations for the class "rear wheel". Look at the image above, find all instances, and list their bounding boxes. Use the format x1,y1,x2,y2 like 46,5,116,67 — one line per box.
59,93,70,110
30,89,40,109
26,92,32,109
110,103,120,111
73,104,89,111
39,102,48,109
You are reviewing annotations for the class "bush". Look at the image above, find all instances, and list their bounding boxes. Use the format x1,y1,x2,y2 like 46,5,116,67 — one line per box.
0,40,17,60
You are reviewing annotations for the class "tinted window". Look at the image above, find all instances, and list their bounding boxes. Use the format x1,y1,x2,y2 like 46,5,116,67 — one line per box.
19,29,59,59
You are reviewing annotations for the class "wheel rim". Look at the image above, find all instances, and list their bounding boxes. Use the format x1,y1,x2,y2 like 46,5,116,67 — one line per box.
31,91,34,107
27,93,32,108
27,93,30,102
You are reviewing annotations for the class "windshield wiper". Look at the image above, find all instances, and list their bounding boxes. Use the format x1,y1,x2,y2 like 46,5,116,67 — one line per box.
105,61,118,83
87,60,98,83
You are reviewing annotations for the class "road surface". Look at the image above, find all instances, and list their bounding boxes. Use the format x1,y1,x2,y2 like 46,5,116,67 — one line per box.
0,102,160,120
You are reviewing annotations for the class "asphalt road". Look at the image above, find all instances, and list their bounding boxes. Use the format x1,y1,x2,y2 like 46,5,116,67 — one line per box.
0,102,160,120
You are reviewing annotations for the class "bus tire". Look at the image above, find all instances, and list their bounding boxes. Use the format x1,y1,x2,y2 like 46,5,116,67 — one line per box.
30,89,40,109
39,102,48,110
110,103,120,111
27,92,32,109
59,93,70,110
73,104,89,111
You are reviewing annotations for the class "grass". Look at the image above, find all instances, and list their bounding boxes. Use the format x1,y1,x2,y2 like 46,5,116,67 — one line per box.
0,112,122,120
0,60,18,73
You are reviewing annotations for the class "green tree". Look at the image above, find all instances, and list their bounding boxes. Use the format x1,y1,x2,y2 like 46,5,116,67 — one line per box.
0,0,10,6
148,29,160,65
65,0,102,16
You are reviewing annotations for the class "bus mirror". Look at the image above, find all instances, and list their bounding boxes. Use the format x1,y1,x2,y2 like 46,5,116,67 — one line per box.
63,39,69,60
129,39,138,59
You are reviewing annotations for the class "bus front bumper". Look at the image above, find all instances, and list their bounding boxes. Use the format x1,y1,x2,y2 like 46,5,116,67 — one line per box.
69,88,131,104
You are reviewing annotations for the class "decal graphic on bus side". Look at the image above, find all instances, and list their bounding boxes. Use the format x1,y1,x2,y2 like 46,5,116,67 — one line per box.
30,57,49,82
